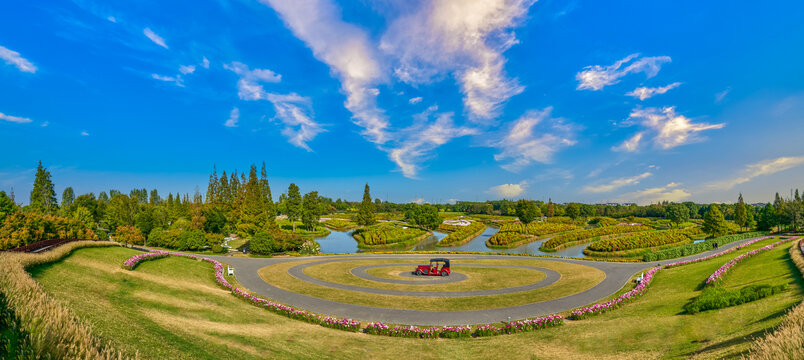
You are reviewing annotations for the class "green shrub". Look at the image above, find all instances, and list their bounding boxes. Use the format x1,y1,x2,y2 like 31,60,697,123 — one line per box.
177,230,206,251
299,240,321,255
205,232,225,247
249,231,276,255
211,244,226,254
684,284,788,314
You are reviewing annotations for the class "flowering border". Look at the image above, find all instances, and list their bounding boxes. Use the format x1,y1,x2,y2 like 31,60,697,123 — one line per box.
663,236,781,268
705,237,799,285
121,251,563,338
569,266,661,319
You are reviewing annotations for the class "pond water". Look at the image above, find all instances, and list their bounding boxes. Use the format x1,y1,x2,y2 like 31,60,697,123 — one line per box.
316,225,589,258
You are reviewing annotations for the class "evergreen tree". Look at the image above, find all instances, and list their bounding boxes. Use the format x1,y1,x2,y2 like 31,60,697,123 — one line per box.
260,162,275,224
286,183,302,232
98,191,109,203
547,198,555,217
30,161,58,214
301,191,322,230
745,204,756,230
149,189,160,205
238,165,267,235
219,170,229,204
734,193,747,231
356,183,375,227
757,204,778,231
702,204,729,238
207,166,218,204
0,191,16,223
665,203,690,228
61,187,75,214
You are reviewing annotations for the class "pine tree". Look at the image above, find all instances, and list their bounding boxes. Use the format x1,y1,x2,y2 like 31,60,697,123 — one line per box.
61,187,75,214
207,166,218,204
301,191,321,231
734,193,747,231
260,162,275,224
703,204,729,238
356,183,375,227
286,183,302,232
30,161,57,214
547,198,555,217
149,189,160,205
219,170,229,204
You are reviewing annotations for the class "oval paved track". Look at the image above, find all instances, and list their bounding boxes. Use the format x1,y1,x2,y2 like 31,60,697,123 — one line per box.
352,264,470,284
207,236,764,325
289,258,559,297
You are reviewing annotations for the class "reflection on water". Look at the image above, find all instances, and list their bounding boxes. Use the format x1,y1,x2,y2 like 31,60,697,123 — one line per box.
316,225,588,258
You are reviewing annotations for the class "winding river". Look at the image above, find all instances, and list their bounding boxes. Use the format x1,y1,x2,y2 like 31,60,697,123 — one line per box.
316,226,589,258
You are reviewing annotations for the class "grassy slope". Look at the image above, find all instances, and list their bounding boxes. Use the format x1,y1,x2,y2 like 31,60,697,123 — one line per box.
31,238,803,359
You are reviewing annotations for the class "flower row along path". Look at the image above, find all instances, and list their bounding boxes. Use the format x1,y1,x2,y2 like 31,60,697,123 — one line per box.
192,235,775,326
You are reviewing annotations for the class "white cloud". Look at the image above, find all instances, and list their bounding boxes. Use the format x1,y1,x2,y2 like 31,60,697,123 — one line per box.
715,87,731,103
0,45,37,73
489,181,527,198
411,198,426,204
615,107,724,151
143,28,168,49
612,132,644,152
380,0,532,121
201,57,210,69
151,73,183,87
224,107,239,128
617,182,691,205
107,16,117,23
225,61,282,100
706,156,804,191
626,82,681,101
265,93,325,151
387,111,477,178
179,65,196,74
494,108,577,172
576,53,671,91
40,121,49,127
583,172,652,193
0,112,32,124
446,198,459,204
80,131,90,136
409,96,423,104
261,0,389,144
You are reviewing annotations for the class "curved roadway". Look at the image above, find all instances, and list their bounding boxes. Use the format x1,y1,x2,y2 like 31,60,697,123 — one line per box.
206,237,760,325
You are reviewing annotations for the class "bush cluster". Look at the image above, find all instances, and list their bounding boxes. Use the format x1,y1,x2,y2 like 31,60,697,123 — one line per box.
0,212,97,250
685,284,788,314
248,230,304,255
540,225,653,251
148,228,219,251
642,232,766,261
352,225,426,247
587,229,691,252
437,221,486,246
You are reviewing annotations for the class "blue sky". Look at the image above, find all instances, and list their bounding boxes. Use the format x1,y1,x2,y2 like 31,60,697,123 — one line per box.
2,0,804,205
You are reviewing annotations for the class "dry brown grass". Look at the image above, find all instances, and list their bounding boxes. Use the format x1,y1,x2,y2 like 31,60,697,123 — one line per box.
0,241,128,359
745,239,804,360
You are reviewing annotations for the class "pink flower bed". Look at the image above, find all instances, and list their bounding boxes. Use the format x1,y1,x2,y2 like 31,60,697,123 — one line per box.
705,237,799,285
664,236,780,268
121,251,170,270
569,266,661,320
617,223,643,226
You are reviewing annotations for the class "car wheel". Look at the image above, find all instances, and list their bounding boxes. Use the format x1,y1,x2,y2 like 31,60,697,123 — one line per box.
416,270,423,276
441,270,448,276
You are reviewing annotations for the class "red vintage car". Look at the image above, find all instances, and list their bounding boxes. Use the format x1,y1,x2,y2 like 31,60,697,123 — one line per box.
414,258,451,276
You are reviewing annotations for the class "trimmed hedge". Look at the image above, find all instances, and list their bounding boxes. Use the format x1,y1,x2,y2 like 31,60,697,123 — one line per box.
642,231,767,262
684,284,788,314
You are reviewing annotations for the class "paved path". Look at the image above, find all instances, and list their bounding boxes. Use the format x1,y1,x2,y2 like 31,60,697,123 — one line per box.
205,236,762,326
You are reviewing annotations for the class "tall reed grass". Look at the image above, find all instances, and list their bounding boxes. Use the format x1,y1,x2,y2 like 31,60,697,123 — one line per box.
746,239,804,359
0,241,129,359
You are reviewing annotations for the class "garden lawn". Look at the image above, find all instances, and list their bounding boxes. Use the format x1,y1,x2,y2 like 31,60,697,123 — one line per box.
29,237,803,359
258,258,604,311
303,261,547,291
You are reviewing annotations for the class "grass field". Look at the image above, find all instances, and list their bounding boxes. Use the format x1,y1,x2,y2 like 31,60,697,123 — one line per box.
258,258,605,311
27,236,804,359
302,261,548,291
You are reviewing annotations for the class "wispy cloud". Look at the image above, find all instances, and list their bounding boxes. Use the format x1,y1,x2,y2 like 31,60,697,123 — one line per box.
614,107,724,152
387,111,477,178
627,82,681,101
179,65,196,74
266,93,325,151
706,156,804,191
583,172,652,193
225,61,282,100
224,107,239,127
201,57,210,69
381,0,532,121
151,73,183,87
143,28,168,49
494,108,577,172
576,53,671,91
0,112,33,124
715,87,731,103
617,182,691,205
261,0,389,144
80,131,90,136
0,45,37,73
106,16,117,23
408,96,423,105
488,181,527,198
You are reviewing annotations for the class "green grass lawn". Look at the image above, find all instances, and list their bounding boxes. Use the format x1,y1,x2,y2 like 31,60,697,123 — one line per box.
303,261,548,291
28,236,804,359
258,258,605,311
